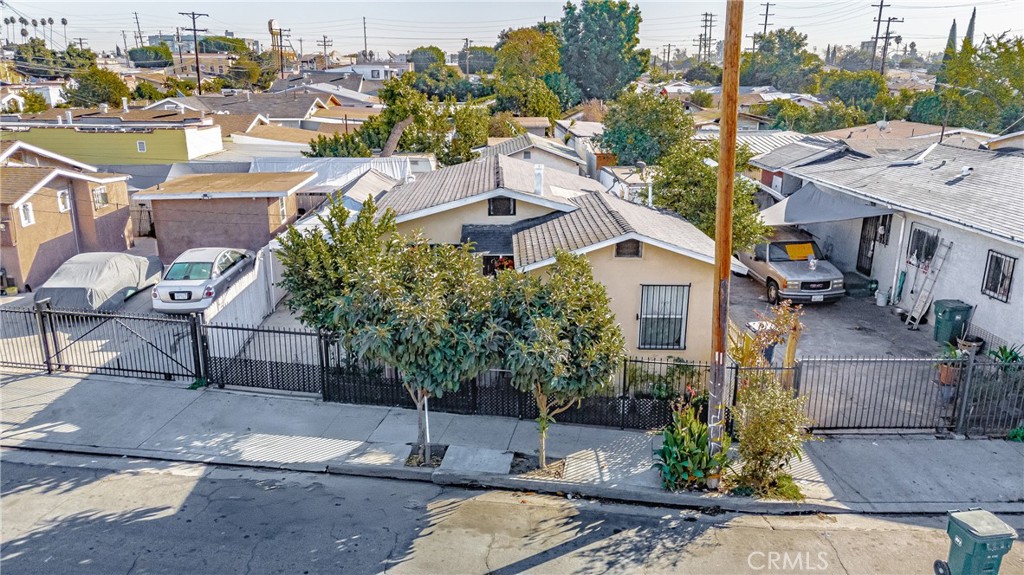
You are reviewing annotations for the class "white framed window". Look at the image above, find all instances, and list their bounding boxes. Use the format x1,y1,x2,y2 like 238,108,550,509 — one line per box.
19,202,35,227
57,187,72,213
136,140,147,153
982,250,1015,303
615,239,643,258
638,285,690,350
371,69,381,79
92,186,109,209
278,197,288,223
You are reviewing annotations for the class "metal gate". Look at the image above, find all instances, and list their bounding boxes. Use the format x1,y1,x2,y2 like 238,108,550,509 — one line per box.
34,306,201,380
203,323,321,393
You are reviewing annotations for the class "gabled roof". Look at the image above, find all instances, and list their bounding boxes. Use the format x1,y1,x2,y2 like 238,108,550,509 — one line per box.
786,143,1024,245
338,169,398,204
0,165,128,207
376,155,602,219
513,191,746,273
283,83,380,105
132,172,317,200
476,133,585,165
208,113,270,137
234,125,322,145
555,120,605,139
143,96,212,112
269,72,363,93
694,130,837,156
146,93,338,120
0,140,98,172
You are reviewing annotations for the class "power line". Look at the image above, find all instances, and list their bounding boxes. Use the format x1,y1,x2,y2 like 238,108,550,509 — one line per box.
178,12,208,94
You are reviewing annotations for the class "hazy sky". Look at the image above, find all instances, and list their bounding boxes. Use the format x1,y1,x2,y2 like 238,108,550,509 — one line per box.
8,1,1024,58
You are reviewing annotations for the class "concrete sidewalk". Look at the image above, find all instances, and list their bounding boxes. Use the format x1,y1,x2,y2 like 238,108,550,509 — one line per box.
2,370,1022,514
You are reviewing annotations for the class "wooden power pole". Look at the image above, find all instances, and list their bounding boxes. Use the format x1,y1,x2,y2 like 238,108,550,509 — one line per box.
710,0,744,454
179,12,208,94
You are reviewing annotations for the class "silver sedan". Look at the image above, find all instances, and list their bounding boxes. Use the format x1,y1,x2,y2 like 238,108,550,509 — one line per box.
151,247,255,313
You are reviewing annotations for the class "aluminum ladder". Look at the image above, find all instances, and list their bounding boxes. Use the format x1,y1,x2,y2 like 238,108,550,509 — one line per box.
905,240,953,330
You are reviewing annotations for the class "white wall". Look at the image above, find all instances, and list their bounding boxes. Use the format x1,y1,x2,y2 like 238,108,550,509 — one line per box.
802,217,863,272
811,211,1024,345
204,246,286,326
508,149,582,175
184,126,225,159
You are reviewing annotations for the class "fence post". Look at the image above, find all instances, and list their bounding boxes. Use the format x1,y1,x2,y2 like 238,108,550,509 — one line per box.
33,300,53,374
187,314,208,386
317,331,329,402
954,353,976,436
792,361,803,398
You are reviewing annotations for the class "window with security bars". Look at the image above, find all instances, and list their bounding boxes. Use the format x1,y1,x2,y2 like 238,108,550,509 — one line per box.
907,222,939,266
982,250,1015,303
92,186,109,210
638,285,690,349
876,214,892,246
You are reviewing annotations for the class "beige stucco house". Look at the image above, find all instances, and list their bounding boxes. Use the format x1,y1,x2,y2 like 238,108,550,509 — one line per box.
133,172,317,264
0,141,133,291
476,133,588,176
374,155,745,361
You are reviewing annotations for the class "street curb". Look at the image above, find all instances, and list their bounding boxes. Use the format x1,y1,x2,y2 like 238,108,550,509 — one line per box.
9,440,1021,516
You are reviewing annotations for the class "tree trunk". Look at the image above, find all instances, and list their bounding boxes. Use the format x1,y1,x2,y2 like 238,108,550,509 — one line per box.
409,386,430,463
536,389,548,469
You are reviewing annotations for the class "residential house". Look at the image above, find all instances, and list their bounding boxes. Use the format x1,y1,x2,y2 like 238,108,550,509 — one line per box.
269,71,363,93
693,112,775,132
132,172,317,263
816,120,995,153
277,83,382,109
207,113,272,140
1,105,224,165
0,141,133,290
985,130,1024,151
371,155,746,360
325,61,411,82
752,142,1024,346
1,82,66,107
144,92,343,128
554,119,614,178
476,133,587,176
599,165,659,202
513,117,554,137
0,89,25,112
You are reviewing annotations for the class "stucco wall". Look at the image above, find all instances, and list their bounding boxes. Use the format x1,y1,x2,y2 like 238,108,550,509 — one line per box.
507,149,582,175
72,180,132,253
396,197,558,245
8,184,77,290
811,212,1024,346
183,126,225,159
578,243,716,362
4,128,190,165
151,197,278,264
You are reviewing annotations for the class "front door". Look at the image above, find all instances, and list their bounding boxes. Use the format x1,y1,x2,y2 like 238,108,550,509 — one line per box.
856,217,879,275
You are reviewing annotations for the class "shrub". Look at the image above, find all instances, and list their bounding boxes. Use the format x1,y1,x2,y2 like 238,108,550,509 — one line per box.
1008,427,1024,442
654,404,731,491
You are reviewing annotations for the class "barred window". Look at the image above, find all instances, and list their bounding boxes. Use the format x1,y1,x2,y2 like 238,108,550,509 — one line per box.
19,202,35,227
982,250,1015,303
92,186,109,209
57,187,72,213
876,214,892,246
638,285,690,350
907,222,939,266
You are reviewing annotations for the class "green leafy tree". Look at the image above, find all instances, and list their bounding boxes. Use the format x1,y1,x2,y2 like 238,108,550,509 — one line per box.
815,69,886,108
598,89,694,166
440,103,489,165
560,0,649,101
495,27,561,79
132,82,166,101
304,132,373,158
740,27,821,92
493,252,624,468
653,139,771,252
163,77,197,96
458,46,497,74
488,111,525,137
14,37,95,78
493,75,561,122
226,57,261,89
689,90,713,108
15,90,49,113
766,99,867,133
683,62,722,84
497,20,564,50
338,228,499,461
411,64,493,101
62,66,130,107
936,20,958,88
128,44,173,68
409,45,445,72
198,36,249,54
542,71,583,110
836,48,875,72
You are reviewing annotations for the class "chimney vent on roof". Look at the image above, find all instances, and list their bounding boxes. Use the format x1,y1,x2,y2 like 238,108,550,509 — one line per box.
122,96,129,112
246,92,251,102
961,166,973,176
99,103,109,113
534,164,544,195
65,111,73,125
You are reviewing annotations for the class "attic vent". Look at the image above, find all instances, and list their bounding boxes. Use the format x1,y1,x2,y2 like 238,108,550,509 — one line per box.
614,239,643,258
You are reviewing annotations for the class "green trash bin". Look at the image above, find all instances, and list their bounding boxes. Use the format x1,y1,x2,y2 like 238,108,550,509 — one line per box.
939,509,1017,575
933,300,973,345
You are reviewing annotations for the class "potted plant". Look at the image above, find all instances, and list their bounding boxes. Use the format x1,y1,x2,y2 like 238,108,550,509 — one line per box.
936,343,966,402
956,326,985,356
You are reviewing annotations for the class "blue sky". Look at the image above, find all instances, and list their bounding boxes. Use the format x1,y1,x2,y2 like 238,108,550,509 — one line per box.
9,1,1024,58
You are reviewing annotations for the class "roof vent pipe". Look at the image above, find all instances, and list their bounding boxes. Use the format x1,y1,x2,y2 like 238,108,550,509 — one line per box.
65,111,73,125
99,103,109,113
122,96,129,112
534,164,544,195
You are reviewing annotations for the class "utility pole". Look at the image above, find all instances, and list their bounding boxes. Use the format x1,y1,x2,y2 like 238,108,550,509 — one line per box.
462,38,472,75
870,1,888,72
179,12,208,94
878,16,903,76
362,16,368,60
73,37,87,50
133,11,144,48
693,35,704,63
175,27,183,73
748,3,772,54
663,43,674,72
317,35,333,71
710,0,744,456
297,37,303,60
121,30,130,62
699,12,717,63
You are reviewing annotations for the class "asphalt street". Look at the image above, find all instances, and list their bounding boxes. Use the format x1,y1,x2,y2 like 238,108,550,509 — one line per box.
2,449,1022,575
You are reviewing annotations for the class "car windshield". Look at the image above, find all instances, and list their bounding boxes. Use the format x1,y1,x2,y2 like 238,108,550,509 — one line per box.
769,241,824,262
165,262,213,281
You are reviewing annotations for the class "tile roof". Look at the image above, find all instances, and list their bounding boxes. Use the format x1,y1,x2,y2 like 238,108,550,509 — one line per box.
791,143,1024,245
461,224,516,255
339,169,399,203
193,93,333,119
0,166,55,204
269,72,363,93
376,155,603,217
694,130,834,156
751,139,849,171
555,120,605,139
514,117,553,129
238,125,323,144
513,191,723,268
135,172,316,197
477,133,585,165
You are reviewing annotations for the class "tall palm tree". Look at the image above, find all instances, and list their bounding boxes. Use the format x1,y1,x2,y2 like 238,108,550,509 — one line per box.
37,18,46,47
47,18,54,48
31,19,37,39
3,18,10,44
61,18,67,47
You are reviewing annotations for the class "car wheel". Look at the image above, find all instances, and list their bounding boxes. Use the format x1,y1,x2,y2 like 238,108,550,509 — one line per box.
766,280,780,304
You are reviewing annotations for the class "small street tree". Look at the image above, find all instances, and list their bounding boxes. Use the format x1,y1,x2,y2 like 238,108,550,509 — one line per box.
329,227,499,461
63,66,130,107
493,252,624,468
560,0,648,101
599,89,694,166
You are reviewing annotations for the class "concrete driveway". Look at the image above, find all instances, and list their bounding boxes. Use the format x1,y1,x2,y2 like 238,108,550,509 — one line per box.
729,274,943,359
